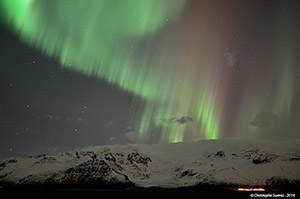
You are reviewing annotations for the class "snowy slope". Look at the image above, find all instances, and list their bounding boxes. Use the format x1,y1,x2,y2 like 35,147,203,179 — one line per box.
0,138,300,188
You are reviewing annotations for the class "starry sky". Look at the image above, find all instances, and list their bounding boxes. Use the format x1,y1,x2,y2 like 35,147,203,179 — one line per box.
0,0,300,158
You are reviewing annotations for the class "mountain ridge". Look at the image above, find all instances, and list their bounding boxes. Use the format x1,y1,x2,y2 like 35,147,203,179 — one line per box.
1,138,300,189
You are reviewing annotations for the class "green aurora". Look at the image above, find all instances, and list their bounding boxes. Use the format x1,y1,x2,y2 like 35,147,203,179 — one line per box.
1,0,299,142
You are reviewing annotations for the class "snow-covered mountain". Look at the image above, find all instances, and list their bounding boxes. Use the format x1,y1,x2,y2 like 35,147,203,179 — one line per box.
0,138,300,188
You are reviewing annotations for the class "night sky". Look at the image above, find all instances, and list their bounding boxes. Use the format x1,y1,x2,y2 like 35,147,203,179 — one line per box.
0,0,300,158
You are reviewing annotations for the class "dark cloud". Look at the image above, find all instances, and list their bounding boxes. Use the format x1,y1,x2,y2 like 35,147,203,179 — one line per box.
104,121,113,128
109,128,139,144
249,112,278,128
162,116,193,125
176,116,194,124
43,114,83,122
124,131,139,142
44,114,62,120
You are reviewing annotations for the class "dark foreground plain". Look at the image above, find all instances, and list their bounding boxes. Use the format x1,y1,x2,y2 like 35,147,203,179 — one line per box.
0,183,298,199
